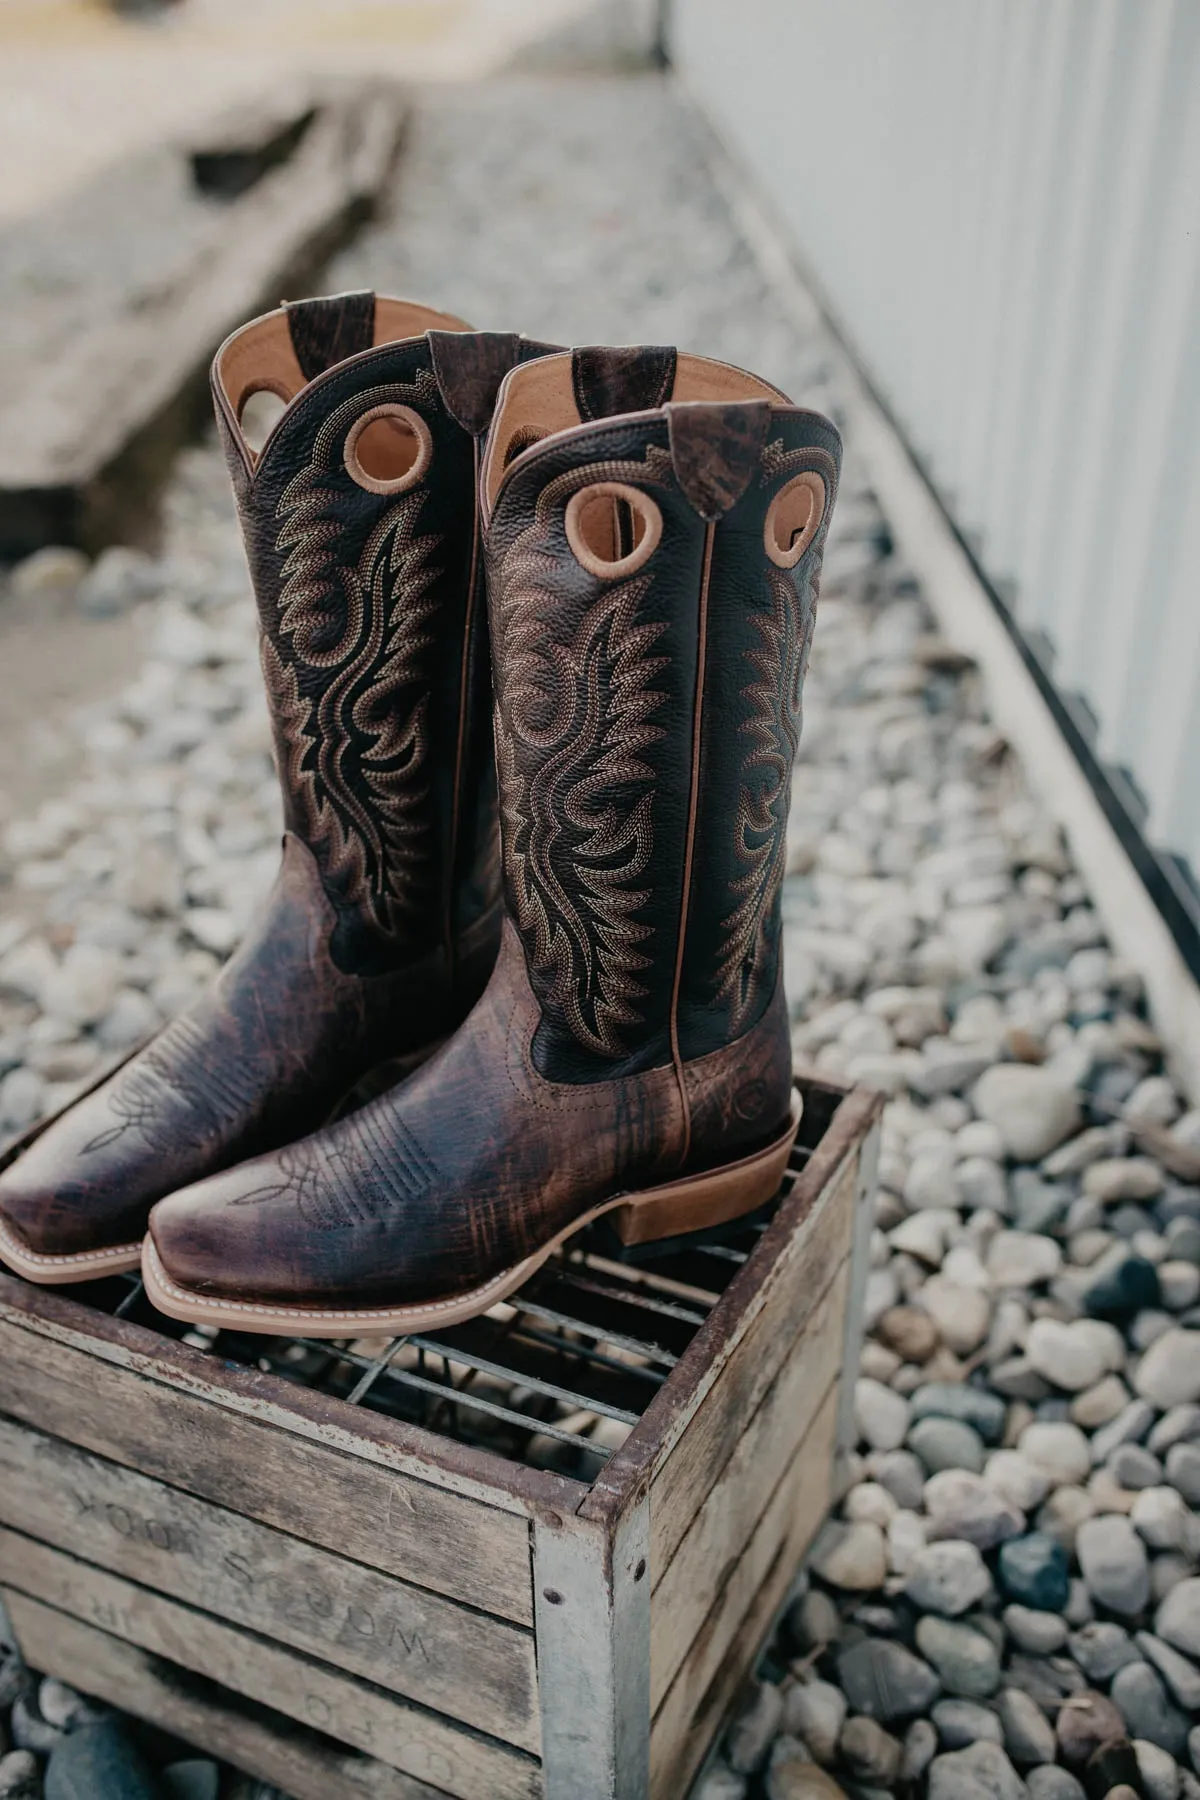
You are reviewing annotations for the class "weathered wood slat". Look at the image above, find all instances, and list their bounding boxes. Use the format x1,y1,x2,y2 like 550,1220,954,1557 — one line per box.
649,1383,839,1800
0,1529,540,1800
650,1260,849,1710
0,84,406,555
4,1591,447,1800
0,1274,585,1520
0,1416,538,1752
645,1146,858,1573
0,1314,533,1625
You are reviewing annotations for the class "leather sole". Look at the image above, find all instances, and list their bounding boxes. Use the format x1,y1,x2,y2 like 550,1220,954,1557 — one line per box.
0,1213,142,1284
142,1098,801,1339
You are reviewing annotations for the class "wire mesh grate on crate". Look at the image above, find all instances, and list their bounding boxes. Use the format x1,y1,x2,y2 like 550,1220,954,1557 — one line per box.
84,1088,837,1482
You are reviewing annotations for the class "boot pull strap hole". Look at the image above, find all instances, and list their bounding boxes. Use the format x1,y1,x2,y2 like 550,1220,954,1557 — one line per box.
345,403,432,496
238,385,289,458
565,482,662,579
765,471,826,568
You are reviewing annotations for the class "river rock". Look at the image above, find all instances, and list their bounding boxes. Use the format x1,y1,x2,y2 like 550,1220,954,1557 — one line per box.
44,1721,164,1800
985,1451,1052,1512
925,1469,1024,1548
912,1383,1007,1442
996,1687,1056,1766
1018,1421,1091,1485
839,1715,901,1785
1002,1605,1068,1655
996,1533,1070,1611
1067,1622,1141,1682
836,1638,941,1721
972,1065,1081,1162
1055,1690,1126,1766
1025,1319,1111,1392
1136,1330,1200,1409
1110,1660,1188,1757
784,1679,847,1764
916,1616,1002,1698
1135,1629,1200,1722
808,1520,887,1591
1077,1514,1151,1616
727,1680,784,1773
933,1697,1003,1747
1026,1769,1085,1800
1155,1577,1200,1657
927,1739,1027,1800
910,1415,987,1474
906,1540,992,1615
855,1378,911,1452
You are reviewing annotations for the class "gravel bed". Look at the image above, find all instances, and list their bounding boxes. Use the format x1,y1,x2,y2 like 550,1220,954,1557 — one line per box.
0,72,1197,1800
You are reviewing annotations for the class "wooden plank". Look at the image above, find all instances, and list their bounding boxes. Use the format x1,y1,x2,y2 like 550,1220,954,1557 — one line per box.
532,1498,649,1800
582,1084,879,1529
644,1146,857,1573
0,1416,538,1752
0,1273,585,1520
649,1261,848,1711
0,1314,534,1626
5,1590,447,1800
0,83,406,556
0,1529,540,1800
649,1384,839,1800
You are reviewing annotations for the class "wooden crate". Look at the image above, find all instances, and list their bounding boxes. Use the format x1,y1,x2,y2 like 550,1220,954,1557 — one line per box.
0,1075,880,1800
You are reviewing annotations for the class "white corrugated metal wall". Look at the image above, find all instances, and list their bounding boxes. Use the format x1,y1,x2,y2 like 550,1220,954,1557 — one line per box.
670,0,1200,879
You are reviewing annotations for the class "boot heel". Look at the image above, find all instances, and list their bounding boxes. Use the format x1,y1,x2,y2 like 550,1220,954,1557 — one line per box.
611,1099,801,1248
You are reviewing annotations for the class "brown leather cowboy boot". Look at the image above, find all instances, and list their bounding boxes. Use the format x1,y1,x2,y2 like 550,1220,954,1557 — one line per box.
0,292,554,1283
142,344,841,1335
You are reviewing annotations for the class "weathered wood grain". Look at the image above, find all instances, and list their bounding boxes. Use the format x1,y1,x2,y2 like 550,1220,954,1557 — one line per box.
649,1383,839,1799
645,1148,857,1573
5,1590,448,1800
0,1314,533,1625
0,1528,540,1800
650,1260,848,1710
0,83,405,555
0,1416,538,1751
0,1273,585,1519
583,1085,879,1530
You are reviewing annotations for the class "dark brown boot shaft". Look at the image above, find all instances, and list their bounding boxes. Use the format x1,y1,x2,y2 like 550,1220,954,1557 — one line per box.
482,348,840,1122
213,292,556,976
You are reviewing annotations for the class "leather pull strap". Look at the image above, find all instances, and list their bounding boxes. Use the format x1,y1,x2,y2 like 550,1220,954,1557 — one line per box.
666,400,772,521
284,290,376,382
428,330,524,435
571,345,677,421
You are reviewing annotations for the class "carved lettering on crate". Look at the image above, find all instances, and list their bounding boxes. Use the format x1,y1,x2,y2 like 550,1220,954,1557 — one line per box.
0,1314,536,1624
0,1418,538,1752
0,1528,540,1800
3,1589,453,1800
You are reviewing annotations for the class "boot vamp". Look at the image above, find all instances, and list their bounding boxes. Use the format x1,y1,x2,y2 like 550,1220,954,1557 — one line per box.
147,934,791,1310
0,837,455,1259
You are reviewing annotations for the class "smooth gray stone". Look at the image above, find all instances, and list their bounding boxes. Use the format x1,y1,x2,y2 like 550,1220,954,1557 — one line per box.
164,1763,221,1800
931,1698,1002,1749
996,1687,1056,1766
46,1721,167,1800
1110,1659,1189,1758
1134,1631,1200,1711
836,1637,941,1721
1026,1769,1085,1800
1067,1621,1141,1682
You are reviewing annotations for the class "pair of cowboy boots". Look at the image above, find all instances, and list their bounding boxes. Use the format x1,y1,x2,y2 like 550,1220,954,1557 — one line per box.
0,291,841,1337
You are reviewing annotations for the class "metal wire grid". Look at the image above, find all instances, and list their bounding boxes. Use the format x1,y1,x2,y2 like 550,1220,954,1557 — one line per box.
95,1129,821,1480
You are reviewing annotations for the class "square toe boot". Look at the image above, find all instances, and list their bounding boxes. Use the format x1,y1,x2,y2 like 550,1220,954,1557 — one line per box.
0,291,557,1282
143,344,842,1336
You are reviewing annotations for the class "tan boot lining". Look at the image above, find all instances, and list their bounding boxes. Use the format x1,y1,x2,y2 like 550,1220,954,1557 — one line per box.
482,350,789,512
213,298,473,449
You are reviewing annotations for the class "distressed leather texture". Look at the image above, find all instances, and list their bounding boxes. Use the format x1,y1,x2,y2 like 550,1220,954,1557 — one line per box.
0,297,550,1265
147,356,842,1313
